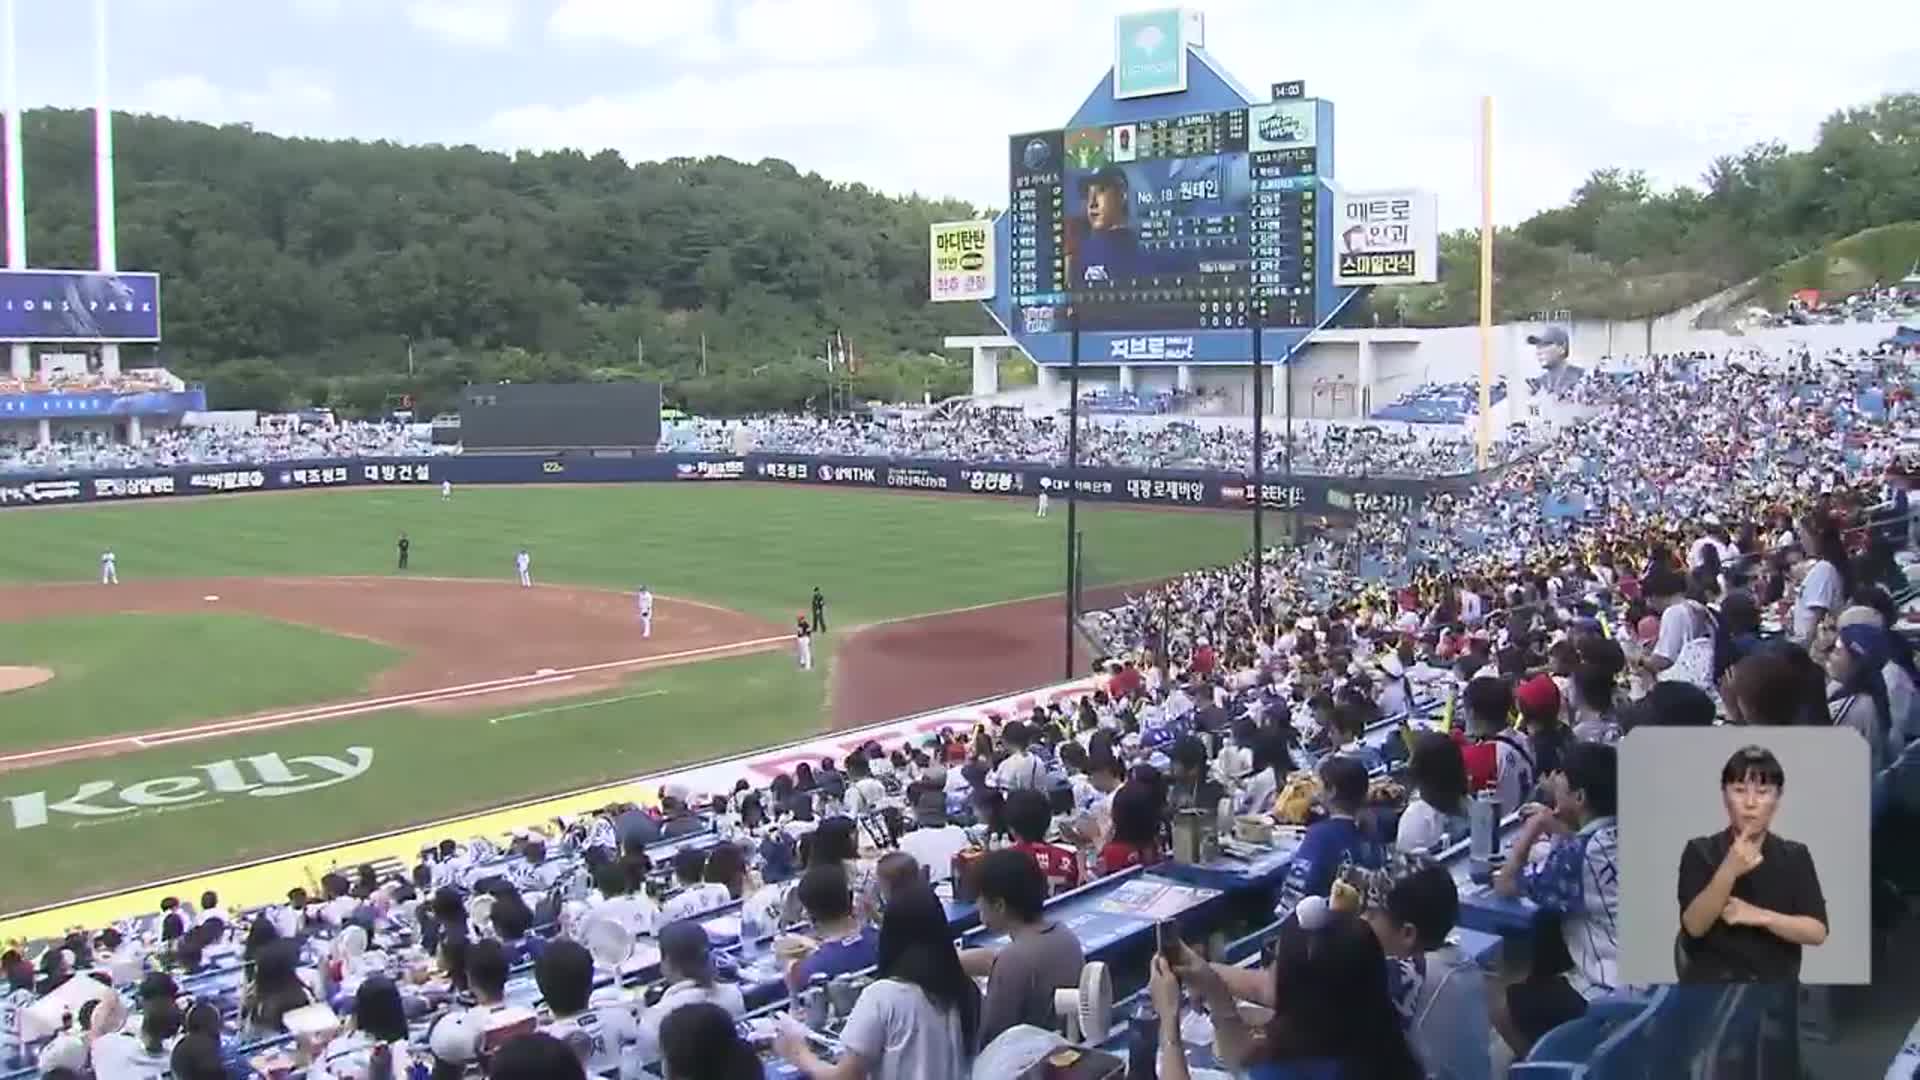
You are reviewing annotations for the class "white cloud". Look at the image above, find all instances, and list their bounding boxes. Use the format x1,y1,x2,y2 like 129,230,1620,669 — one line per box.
547,0,720,49
489,63,1046,206
406,0,516,48
424,0,1919,231
732,0,880,63
130,69,338,130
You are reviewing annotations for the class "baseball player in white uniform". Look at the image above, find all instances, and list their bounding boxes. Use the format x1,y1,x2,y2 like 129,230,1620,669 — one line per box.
795,615,813,671
515,548,533,587
1037,490,1049,518
441,479,452,501
637,586,654,638
100,550,118,585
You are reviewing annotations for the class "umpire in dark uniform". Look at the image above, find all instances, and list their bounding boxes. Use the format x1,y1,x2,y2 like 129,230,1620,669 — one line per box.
397,532,410,571
811,587,827,633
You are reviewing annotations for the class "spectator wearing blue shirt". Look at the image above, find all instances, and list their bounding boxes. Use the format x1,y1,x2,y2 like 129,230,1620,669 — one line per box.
1341,863,1492,1080
487,889,546,968
786,863,878,991
1276,756,1386,917
1490,742,1620,1057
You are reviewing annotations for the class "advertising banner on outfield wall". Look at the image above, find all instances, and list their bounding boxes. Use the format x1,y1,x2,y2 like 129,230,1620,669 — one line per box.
0,452,1475,519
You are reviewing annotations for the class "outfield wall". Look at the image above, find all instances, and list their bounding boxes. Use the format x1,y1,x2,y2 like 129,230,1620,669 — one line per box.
0,451,1490,517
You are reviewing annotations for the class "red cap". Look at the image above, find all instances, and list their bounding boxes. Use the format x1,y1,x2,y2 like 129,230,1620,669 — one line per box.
1514,674,1560,715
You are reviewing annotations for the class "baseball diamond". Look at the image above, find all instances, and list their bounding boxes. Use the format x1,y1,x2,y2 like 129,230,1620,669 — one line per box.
0,481,1249,915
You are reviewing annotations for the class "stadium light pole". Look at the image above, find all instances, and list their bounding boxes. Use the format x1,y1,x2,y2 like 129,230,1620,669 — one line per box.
93,0,120,379
2,0,29,381
1250,306,1264,627
1063,305,1082,682
1475,95,1493,469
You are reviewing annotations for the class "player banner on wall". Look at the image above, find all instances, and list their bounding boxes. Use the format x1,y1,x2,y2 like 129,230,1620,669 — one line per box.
928,221,995,302
1331,189,1439,286
0,270,162,342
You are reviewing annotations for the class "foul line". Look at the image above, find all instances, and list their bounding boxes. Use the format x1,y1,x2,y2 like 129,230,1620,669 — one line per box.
0,678,1095,926
0,636,788,768
486,689,669,726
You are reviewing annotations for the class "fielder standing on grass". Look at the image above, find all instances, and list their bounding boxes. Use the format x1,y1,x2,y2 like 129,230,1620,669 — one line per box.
796,613,813,671
638,585,654,639
397,533,410,571
516,547,533,587
811,587,827,633
1038,489,1050,518
441,478,452,501
100,549,117,585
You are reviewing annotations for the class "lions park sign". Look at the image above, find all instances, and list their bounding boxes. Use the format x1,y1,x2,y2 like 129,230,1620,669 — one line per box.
6,748,373,830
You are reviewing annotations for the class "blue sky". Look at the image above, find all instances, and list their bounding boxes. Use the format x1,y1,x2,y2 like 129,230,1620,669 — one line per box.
11,0,1918,230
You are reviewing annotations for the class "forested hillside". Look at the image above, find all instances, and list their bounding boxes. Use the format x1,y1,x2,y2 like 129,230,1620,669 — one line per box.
11,94,1919,413
1368,92,1920,328
15,109,991,414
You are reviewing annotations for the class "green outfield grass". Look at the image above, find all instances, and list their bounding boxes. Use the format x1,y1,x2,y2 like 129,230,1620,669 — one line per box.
0,485,1254,624
0,484,1255,912
0,644,828,912
0,613,400,752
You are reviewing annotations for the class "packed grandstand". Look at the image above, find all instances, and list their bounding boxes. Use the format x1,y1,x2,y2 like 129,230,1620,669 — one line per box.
2,339,1919,1080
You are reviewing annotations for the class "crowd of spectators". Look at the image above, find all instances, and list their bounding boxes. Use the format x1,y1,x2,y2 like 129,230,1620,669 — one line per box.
1747,282,1920,328
667,409,1527,479
4,345,1920,1079
0,371,176,396
0,423,445,476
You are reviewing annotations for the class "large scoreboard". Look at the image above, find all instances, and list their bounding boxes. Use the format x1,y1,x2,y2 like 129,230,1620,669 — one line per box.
1009,99,1321,335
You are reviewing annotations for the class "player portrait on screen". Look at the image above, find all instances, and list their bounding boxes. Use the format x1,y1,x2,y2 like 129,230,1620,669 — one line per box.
1526,326,1585,397
1674,746,1828,983
1072,164,1144,287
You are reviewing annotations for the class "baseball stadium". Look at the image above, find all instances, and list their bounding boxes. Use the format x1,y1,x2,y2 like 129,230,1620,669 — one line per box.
0,483,1249,920
4,3,1920,1079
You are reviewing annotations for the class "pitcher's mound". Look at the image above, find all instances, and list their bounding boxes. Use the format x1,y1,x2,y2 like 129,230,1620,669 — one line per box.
0,666,54,694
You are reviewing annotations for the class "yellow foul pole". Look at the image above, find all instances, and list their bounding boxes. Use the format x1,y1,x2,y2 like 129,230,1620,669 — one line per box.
1476,96,1493,470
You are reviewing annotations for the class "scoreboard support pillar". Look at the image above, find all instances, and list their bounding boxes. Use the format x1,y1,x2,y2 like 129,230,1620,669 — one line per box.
1118,365,1135,392
1250,316,1265,625
1037,366,1060,397
1357,340,1376,417
1176,365,1193,392
970,349,1000,397
1063,311,1083,683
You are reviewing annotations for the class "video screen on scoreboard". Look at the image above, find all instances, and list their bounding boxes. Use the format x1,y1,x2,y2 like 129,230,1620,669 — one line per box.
1067,111,1251,331
1009,106,1318,334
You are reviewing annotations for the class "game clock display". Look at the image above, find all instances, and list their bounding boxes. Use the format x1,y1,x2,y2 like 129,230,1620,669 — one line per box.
1009,104,1319,334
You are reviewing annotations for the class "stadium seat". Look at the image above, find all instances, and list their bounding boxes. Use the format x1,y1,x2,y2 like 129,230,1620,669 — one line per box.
1507,992,1653,1078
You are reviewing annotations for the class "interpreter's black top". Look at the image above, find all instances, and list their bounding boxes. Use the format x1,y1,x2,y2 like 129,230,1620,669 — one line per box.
1676,829,1826,982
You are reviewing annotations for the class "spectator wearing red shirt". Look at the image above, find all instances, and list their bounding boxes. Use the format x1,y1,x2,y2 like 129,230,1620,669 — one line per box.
1451,678,1501,793
1108,660,1144,702
1096,781,1164,877
1189,639,1217,678
1004,789,1081,895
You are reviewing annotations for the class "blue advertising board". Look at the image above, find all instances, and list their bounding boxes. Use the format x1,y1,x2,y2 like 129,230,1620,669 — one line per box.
0,270,163,342
0,451,1472,514
0,388,205,418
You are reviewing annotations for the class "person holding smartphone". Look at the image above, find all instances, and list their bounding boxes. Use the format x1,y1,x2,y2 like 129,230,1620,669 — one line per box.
1676,746,1828,982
